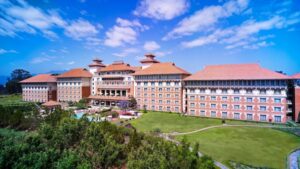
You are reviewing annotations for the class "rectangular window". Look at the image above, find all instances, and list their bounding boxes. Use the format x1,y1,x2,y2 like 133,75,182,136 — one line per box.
151,82,155,86
190,103,195,107
222,96,227,101
274,116,281,123
234,97,240,102
247,106,253,111
247,97,253,102
234,105,240,110
234,89,240,94
260,98,267,103
274,98,281,103
222,112,227,118
222,89,228,94
190,96,195,100
222,104,227,109
190,110,195,115
211,104,216,108
247,114,253,120
234,113,240,119
200,103,205,108
211,96,216,101
274,107,281,112
200,110,205,116
260,106,267,111
200,89,205,93
200,96,205,100
211,89,216,94
260,115,267,121
260,89,266,94
159,106,163,110
211,111,216,117
246,89,253,94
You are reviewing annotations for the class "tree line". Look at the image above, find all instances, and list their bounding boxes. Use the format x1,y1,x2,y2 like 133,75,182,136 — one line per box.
0,69,31,94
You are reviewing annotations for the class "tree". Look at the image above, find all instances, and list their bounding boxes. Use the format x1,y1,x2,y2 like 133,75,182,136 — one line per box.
128,96,137,109
0,84,6,94
6,69,31,94
119,100,129,112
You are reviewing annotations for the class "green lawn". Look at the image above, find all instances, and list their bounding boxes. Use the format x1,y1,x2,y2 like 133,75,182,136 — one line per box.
131,111,273,133
176,127,300,169
131,112,300,169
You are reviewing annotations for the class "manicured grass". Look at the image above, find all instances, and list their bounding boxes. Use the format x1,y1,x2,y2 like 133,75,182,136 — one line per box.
130,111,270,133
176,127,300,169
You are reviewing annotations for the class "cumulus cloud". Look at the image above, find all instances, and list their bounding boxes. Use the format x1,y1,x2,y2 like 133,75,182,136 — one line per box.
104,18,148,47
64,19,99,40
163,0,249,40
143,41,160,51
182,14,300,49
113,48,140,57
0,0,101,42
0,48,17,55
134,0,189,20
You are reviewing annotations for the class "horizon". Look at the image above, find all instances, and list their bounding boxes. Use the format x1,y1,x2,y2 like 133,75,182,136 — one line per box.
0,0,300,77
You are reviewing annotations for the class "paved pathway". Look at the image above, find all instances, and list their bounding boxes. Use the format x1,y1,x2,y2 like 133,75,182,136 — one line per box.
289,149,300,169
166,124,295,136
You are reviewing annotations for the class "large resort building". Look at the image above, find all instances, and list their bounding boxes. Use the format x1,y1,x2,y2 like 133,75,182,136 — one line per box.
21,54,300,123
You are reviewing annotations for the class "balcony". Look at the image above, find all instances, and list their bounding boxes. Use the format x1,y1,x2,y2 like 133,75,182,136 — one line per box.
88,95,129,101
96,81,132,89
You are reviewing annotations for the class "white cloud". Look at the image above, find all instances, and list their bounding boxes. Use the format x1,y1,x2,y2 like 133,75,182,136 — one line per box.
113,48,140,57
143,41,160,51
164,0,249,40
64,19,99,40
182,14,300,49
0,48,17,54
104,18,148,47
67,61,75,65
134,0,189,20
31,56,55,64
155,51,172,57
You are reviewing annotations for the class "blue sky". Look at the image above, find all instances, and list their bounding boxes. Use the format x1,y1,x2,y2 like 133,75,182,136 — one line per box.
0,0,300,77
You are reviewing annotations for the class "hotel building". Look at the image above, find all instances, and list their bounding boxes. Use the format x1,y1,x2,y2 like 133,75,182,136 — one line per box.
88,60,138,106
133,54,190,112
291,73,300,122
20,54,300,123
20,74,57,102
184,64,291,123
57,68,92,102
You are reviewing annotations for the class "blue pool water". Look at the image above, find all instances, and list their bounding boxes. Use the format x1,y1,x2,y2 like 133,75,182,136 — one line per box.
75,112,85,119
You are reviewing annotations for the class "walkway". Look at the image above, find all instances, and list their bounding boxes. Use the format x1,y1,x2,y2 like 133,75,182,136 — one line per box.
166,124,295,136
289,149,300,169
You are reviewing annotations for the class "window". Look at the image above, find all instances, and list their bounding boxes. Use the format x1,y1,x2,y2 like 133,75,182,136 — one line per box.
211,111,216,117
234,97,240,102
247,106,253,111
246,89,252,94
200,96,205,100
190,96,195,100
222,96,227,101
151,82,155,86
247,114,253,120
211,104,216,108
274,107,281,112
274,98,281,103
274,89,281,95
175,82,179,86
200,110,205,116
190,103,195,107
151,105,155,110
190,89,195,93
211,96,216,101
175,101,179,105
166,82,171,86
222,89,228,94
234,113,240,119
166,94,171,98
260,89,266,94
260,115,267,121
260,98,267,103
247,97,253,102
274,116,281,123
222,112,227,118
159,100,162,104
200,89,205,93
158,82,163,86
234,105,240,110
167,106,171,111
159,106,163,110
190,110,195,115
200,103,205,108
211,89,216,94
175,107,179,112
234,89,240,94
144,88,148,91
144,82,148,86
159,88,163,91
222,104,227,109
167,100,171,104
260,106,267,111
159,94,162,98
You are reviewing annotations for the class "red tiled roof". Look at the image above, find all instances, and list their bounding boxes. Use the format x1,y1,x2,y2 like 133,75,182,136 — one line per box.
20,74,56,83
42,100,61,107
185,64,290,81
133,62,190,76
89,58,106,67
140,53,160,64
99,61,135,72
57,68,92,78
291,73,300,79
